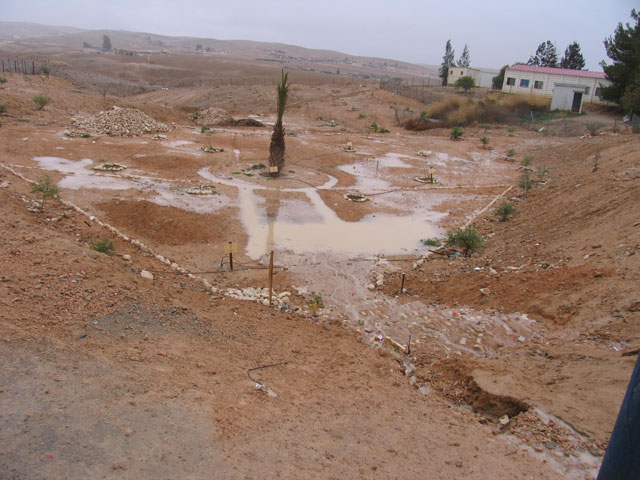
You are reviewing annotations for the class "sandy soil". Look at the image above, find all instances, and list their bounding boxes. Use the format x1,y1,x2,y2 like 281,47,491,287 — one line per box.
0,67,636,479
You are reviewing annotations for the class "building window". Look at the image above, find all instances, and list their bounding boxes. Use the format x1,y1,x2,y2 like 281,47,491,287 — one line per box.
584,86,590,95
534,80,544,89
520,79,530,88
506,77,515,86
595,87,601,97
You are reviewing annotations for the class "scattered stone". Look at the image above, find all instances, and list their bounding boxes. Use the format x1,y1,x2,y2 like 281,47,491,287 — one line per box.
499,415,510,426
140,270,154,280
122,254,131,261
480,288,490,296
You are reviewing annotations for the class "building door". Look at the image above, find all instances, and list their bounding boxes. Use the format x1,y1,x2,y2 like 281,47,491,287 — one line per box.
571,92,583,113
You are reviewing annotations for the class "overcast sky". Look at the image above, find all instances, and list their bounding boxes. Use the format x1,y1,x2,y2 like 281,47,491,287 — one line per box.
1,0,636,70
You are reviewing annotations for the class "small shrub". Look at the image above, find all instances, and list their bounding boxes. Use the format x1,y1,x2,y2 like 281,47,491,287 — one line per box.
478,123,492,130
421,238,441,247
480,136,490,148
250,163,266,170
32,93,51,110
445,226,484,257
0,104,6,114
592,151,601,172
536,165,549,181
201,126,210,133
38,65,50,76
495,201,516,221
506,148,516,160
450,126,464,140
0,77,7,87
89,238,115,256
30,174,59,211
519,170,533,199
316,116,324,121
81,133,91,138
358,113,367,119
521,156,534,167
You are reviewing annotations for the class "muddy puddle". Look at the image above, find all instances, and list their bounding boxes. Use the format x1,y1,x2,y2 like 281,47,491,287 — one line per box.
198,166,444,258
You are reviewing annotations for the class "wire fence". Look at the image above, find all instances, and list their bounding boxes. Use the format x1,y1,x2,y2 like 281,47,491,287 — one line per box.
393,107,626,137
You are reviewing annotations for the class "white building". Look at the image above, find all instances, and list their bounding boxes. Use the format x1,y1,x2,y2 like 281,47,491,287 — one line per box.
447,66,494,88
501,64,610,105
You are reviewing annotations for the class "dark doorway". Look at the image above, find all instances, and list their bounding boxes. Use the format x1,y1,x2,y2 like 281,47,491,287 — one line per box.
571,92,583,113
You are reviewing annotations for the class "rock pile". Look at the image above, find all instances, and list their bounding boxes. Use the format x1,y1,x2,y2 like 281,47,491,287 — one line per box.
71,106,170,137
190,108,234,127
190,108,264,128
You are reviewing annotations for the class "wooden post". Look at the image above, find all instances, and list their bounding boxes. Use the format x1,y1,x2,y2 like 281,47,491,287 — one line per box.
268,250,274,306
400,273,406,294
228,241,233,271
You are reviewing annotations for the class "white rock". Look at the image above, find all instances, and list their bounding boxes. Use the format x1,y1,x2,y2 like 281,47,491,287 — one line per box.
122,254,131,261
499,415,510,425
140,270,154,280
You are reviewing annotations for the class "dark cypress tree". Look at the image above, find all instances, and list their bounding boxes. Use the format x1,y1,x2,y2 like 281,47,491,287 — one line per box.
601,9,640,113
439,40,456,86
528,41,558,67
560,42,586,70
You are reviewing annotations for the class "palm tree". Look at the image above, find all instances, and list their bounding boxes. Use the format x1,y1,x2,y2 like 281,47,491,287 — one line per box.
269,70,289,177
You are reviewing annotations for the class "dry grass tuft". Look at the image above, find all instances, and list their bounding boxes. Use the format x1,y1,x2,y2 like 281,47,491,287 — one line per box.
406,93,551,130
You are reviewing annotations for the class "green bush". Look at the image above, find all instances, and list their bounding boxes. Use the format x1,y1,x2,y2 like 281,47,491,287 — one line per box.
446,226,484,256
450,126,464,140
495,201,516,221
454,75,476,92
0,104,6,114
32,93,51,110
0,77,7,85
480,136,490,148
89,238,115,256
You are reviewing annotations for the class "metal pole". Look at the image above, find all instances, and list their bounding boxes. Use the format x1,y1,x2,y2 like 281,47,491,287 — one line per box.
268,251,274,306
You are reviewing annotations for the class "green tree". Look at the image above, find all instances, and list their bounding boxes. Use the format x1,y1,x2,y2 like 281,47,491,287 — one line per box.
492,65,508,89
601,10,640,114
528,41,558,67
454,75,475,92
30,175,59,211
32,93,51,110
268,70,289,176
102,34,112,52
439,40,456,86
458,44,471,67
560,42,585,70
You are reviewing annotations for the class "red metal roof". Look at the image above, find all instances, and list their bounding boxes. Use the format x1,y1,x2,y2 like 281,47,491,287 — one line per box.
507,64,607,79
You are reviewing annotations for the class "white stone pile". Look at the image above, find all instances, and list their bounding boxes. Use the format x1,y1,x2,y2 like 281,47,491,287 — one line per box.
191,107,234,127
71,106,170,137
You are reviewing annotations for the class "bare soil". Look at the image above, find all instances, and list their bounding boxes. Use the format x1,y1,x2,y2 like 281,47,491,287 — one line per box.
0,60,637,480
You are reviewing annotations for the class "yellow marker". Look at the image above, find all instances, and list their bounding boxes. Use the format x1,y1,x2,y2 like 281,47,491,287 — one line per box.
224,242,238,254
269,166,279,173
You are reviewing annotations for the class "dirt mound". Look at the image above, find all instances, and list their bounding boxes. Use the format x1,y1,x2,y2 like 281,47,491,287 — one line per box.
71,106,171,136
